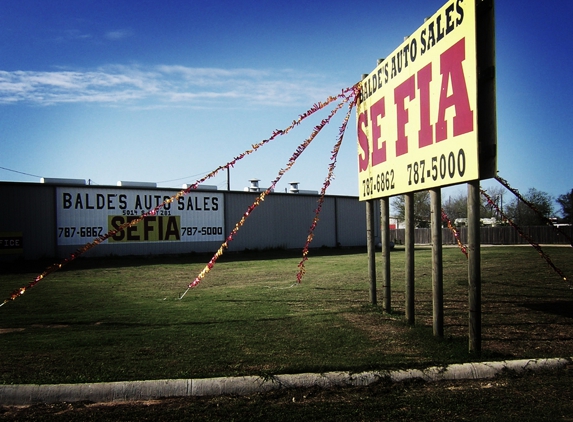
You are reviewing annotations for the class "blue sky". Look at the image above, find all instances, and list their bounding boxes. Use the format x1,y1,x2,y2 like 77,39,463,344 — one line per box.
1,0,572,210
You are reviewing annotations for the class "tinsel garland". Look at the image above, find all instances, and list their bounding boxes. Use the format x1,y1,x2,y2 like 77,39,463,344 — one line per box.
481,187,569,287
441,208,468,258
1,87,357,307
496,175,572,246
181,87,358,297
296,86,359,282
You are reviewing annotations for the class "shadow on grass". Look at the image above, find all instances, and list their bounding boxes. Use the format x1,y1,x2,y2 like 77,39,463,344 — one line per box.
521,300,573,319
0,246,374,275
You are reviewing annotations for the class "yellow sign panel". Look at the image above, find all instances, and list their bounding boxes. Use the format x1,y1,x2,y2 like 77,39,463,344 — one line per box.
357,0,478,200
107,215,181,242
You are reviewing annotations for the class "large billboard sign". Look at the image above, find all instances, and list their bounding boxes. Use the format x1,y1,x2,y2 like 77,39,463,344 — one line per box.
357,0,496,200
56,187,224,245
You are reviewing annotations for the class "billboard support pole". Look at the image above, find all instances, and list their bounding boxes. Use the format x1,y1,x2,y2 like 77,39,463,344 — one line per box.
468,180,482,354
381,197,391,312
366,199,377,305
405,192,415,325
361,73,378,307
430,188,444,337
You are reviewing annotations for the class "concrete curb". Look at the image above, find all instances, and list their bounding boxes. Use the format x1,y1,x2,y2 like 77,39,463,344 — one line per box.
1,357,571,406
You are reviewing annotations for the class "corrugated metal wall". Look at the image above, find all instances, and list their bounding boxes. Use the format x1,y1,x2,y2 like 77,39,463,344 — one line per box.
335,196,374,247
224,192,337,251
0,182,56,260
0,182,371,260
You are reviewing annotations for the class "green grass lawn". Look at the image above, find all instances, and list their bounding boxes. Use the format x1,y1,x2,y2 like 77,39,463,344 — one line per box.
1,246,572,385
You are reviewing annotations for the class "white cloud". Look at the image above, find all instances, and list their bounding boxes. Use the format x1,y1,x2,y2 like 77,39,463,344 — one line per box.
105,29,134,40
57,29,93,42
0,65,343,107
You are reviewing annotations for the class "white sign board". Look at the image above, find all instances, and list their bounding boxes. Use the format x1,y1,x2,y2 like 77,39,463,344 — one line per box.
56,187,224,245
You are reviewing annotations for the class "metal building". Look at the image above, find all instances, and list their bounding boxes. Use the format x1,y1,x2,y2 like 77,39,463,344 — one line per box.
0,180,377,261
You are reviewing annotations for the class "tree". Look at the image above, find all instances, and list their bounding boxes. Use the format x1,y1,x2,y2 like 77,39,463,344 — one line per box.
504,188,554,226
441,185,506,225
557,189,573,223
442,193,467,223
391,185,515,228
480,185,506,219
391,191,431,228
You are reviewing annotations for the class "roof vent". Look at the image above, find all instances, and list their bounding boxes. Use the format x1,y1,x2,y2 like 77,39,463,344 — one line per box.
287,181,318,195
182,184,218,191
117,181,157,188
245,179,260,192
289,181,299,193
40,178,86,185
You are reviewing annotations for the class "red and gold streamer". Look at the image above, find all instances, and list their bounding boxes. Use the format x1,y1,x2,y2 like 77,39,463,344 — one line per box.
441,208,468,258
187,87,358,291
481,187,569,285
1,87,357,307
296,85,359,282
495,175,573,246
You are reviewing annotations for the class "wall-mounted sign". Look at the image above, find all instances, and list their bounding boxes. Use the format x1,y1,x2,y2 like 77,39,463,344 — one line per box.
56,187,224,245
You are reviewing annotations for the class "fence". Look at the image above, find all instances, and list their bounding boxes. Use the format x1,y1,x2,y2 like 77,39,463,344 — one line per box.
391,225,573,245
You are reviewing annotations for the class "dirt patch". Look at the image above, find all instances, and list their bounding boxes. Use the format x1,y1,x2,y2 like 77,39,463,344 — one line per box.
30,324,70,329
342,312,406,341
342,312,420,356
0,328,25,334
